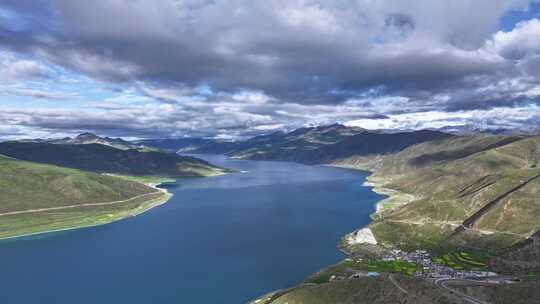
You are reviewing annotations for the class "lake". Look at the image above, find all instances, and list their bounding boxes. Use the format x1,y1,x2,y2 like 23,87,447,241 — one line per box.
0,155,383,303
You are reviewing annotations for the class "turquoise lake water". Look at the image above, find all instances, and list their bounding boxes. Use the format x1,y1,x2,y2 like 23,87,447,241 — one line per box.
0,155,383,303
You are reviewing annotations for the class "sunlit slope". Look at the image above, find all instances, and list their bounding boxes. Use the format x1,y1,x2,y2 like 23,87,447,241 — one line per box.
337,135,540,251
0,154,166,239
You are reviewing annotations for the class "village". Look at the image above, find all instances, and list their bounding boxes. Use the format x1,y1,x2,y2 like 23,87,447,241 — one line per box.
380,249,499,279
338,248,518,286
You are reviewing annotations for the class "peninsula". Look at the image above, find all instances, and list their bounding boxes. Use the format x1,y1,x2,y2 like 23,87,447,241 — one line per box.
0,133,230,240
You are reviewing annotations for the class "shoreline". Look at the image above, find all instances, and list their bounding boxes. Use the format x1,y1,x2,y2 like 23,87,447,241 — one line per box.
0,181,173,241
326,164,416,218
250,163,413,303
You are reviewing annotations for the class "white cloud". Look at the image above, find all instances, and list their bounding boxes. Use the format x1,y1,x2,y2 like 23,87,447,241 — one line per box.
490,18,540,60
279,2,340,33
346,106,540,132
0,52,54,80
231,91,271,104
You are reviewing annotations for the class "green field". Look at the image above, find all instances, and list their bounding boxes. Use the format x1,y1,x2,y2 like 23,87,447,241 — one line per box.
307,259,417,284
432,250,491,270
361,260,417,276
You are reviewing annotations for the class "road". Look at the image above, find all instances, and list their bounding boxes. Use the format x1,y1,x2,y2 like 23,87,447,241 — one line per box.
389,274,409,294
434,278,499,304
0,190,163,217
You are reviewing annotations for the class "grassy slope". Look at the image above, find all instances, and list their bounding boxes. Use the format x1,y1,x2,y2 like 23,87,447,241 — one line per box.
256,275,540,304
336,135,540,252
252,275,460,304
0,154,169,239
490,231,540,273
253,134,540,304
0,142,228,177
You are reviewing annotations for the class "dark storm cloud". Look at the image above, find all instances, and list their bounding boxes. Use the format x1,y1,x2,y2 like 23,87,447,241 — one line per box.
0,0,537,107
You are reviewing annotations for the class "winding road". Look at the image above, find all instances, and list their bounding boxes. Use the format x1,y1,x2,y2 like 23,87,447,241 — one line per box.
435,278,499,304
389,274,409,294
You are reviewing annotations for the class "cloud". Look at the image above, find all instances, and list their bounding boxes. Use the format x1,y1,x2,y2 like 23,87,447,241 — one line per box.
0,88,386,139
0,51,54,80
0,1,535,102
0,1,539,138
491,18,540,60
346,106,540,133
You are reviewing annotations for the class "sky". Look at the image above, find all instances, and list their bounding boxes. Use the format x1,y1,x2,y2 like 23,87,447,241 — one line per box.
1,0,540,140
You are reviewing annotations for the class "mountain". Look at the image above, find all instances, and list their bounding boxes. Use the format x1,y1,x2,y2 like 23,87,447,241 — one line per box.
227,124,369,160
232,129,452,163
40,132,142,150
136,138,229,153
253,271,540,304
17,132,142,150
491,231,540,273
248,131,540,304
191,126,539,253
141,125,539,254
0,142,229,177
150,124,452,163
140,124,371,155
335,134,540,253
0,154,167,239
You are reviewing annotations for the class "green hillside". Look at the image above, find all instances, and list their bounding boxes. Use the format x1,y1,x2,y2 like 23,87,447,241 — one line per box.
252,133,540,304
0,154,169,239
253,274,540,304
0,142,228,177
336,135,540,252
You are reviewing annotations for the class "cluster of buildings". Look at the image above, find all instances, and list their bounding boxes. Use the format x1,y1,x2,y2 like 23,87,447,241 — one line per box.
379,249,499,280
326,248,508,285
381,249,430,264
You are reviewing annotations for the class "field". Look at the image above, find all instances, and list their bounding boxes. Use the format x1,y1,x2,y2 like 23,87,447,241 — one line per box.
432,250,491,270
361,260,417,275
307,259,417,284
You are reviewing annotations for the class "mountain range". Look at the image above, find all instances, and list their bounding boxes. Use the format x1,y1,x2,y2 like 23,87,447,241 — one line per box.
141,124,453,162
21,132,142,150
0,141,228,177
216,125,540,304
3,126,539,303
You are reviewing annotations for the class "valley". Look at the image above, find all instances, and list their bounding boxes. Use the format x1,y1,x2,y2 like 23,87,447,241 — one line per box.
144,124,540,303
2,126,539,303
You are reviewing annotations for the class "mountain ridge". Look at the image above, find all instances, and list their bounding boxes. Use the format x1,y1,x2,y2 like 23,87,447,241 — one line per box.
17,132,141,150
0,141,229,177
